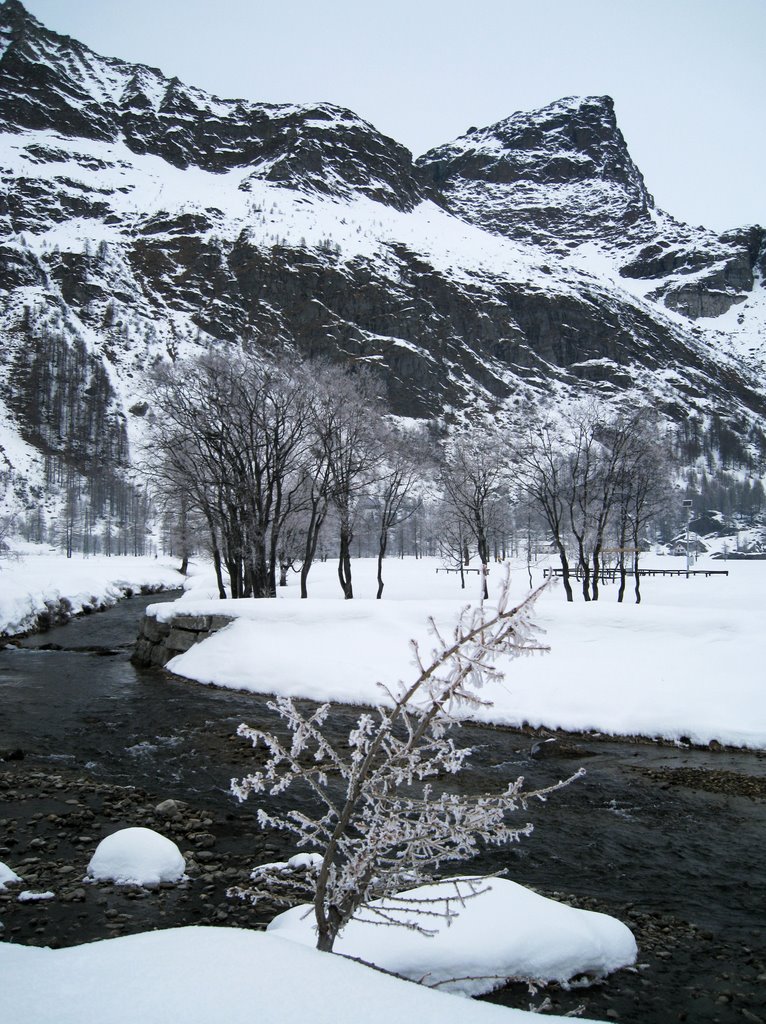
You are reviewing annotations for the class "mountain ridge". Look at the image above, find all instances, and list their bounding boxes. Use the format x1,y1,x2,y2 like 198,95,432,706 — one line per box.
0,0,423,210
0,0,764,533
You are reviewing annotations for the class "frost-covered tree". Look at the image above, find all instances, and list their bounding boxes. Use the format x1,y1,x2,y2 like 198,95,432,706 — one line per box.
230,575,580,952
516,404,672,602
439,427,509,599
145,350,314,597
372,426,426,598
311,364,385,599
611,414,673,603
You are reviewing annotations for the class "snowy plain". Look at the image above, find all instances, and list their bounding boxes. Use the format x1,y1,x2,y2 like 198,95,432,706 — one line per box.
1,544,762,748
153,552,765,750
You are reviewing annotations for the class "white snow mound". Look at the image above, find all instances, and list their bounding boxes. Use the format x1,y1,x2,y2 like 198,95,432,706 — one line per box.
0,925,611,1024
87,827,186,886
0,860,22,891
268,877,638,996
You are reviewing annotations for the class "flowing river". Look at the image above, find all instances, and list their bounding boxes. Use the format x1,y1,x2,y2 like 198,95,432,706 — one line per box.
1,593,764,1022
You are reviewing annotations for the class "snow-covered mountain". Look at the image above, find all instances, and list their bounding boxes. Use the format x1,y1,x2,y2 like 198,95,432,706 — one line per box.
0,0,764,525
418,95,765,322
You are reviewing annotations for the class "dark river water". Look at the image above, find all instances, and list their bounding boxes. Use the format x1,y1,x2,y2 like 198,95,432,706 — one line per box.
1,593,764,1022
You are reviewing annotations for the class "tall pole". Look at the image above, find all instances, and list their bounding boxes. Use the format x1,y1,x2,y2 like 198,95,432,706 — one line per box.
686,512,690,577
683,499,692,578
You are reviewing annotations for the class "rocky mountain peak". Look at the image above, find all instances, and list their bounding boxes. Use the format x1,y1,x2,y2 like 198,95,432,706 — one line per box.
416,94,654,250
1,0,38,31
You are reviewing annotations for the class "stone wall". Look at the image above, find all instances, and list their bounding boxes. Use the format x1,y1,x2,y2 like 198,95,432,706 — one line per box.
132,611,235,669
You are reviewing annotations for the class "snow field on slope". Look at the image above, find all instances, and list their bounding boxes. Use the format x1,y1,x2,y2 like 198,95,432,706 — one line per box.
0,127,594,299
158,554,766,749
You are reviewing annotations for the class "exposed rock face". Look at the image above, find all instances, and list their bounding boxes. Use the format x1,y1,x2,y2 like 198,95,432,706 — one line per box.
416,95,654,249
0,0,764,512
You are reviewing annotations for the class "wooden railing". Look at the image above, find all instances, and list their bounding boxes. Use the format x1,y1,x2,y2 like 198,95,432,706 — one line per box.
542,567,728,579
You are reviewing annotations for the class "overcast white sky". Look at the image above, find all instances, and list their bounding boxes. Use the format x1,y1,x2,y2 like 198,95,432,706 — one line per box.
21,0,766,232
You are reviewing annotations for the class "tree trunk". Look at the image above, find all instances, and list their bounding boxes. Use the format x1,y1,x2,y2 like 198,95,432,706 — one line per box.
376,531,388,599
556,543,574,602
591,546,601,602
617,557,627,603
250,542,273,598
300,503,326,599
315,903,343,953
338,525,354,599
211,534,226,600
477,535,490,600
580,566,591,602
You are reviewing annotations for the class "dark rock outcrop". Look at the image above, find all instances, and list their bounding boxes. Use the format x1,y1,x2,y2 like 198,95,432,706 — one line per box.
416,95,654,248
0,0,422,210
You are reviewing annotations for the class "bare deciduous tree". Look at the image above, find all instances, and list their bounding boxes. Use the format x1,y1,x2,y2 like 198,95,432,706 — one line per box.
612,415,673,603
312,366,385,599
439,427,508,599
145,350,313,598
516,418,576,602
517,404,672,602
373,427,425,599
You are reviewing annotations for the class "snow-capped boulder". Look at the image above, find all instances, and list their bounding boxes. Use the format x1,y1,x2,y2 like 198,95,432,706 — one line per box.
87,827,186,886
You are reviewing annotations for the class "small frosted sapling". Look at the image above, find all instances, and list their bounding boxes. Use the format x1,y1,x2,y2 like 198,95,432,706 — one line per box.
230,574,581,952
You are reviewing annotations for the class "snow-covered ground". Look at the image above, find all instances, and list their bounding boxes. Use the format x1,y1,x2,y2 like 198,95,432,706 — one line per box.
1,546,762,747
269,877,637,997
151,553,765,750
1,842,634,1022
2,838,633,1023
0,924,612,1024
0,544,183,637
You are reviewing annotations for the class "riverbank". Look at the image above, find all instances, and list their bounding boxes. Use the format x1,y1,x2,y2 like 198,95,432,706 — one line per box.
0,546,184,640
148,554,766,750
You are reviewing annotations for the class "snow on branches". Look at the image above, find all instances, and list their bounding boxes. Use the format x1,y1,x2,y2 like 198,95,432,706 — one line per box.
230,573,582,952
